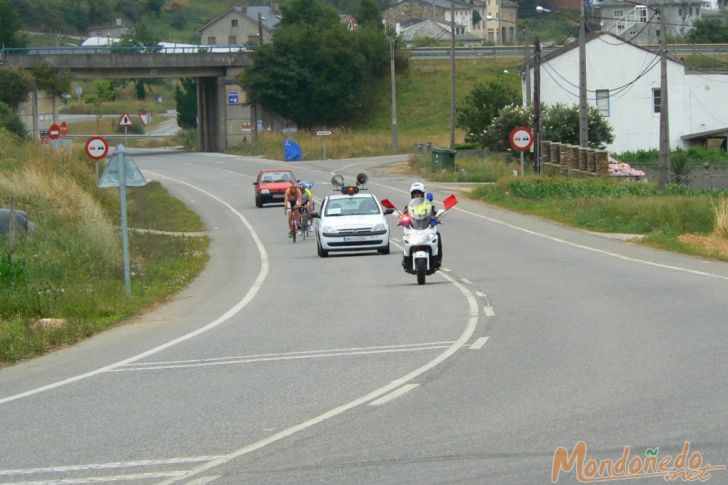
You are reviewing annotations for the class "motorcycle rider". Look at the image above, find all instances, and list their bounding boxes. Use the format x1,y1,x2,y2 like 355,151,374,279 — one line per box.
403,181,443,269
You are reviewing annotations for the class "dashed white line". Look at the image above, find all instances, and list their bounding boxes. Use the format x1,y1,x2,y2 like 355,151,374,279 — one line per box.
469,337,490,350
461,278,472,285
483,306,496,317
0,456,224,477
476,291,486,298
368,384,420,406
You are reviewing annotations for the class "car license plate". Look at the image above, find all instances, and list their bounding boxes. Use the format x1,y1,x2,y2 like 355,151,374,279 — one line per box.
343,235,368,242
271,194,284,199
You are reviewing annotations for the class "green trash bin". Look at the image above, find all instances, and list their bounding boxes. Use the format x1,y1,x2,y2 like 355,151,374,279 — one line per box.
431,147,456,171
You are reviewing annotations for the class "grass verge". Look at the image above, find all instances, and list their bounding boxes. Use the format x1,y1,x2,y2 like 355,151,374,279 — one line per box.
0,133,209,365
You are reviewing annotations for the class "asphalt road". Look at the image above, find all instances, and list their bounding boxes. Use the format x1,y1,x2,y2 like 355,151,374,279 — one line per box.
1,151,726,484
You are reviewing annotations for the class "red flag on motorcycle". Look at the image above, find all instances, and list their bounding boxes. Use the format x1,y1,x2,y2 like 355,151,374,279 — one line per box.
380,198,396,210
443,194,458,211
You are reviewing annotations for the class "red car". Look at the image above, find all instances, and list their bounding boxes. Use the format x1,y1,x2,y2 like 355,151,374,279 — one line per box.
253,169,297,207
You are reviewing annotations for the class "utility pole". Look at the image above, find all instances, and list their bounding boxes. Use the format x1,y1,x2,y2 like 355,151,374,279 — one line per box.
390,38,399,153
450,1,457,149
578,0,588,147
533,37,542,174
658,3,671,192
257,13,264,45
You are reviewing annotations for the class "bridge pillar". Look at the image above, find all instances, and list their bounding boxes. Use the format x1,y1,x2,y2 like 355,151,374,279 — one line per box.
197,77,226,152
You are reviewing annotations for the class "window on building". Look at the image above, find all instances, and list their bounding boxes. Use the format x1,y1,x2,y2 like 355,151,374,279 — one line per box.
613,9,624,17
232,19,238,27
678,8,683,16
596,89,610,117
207,36,216,44
653,88,661,113
639,8,647,22
655,28,660,37
617,23,625,31
228,36,237,44
248,35,259,44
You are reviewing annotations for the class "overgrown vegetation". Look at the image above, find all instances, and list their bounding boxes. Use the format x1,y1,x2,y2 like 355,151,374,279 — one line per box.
0,131,209,364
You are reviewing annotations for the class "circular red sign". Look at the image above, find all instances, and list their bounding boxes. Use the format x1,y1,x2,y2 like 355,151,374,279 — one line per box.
48,123,61,140
509,126,534,152
84,136,109,160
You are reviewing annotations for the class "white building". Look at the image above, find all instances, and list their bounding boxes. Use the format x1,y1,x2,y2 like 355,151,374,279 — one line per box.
523,32,728,153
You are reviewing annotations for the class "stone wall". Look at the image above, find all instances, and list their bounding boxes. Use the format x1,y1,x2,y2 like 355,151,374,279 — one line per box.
541,141,609,176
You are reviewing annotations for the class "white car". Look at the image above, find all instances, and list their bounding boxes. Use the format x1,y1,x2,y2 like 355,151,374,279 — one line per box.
313,192,393,257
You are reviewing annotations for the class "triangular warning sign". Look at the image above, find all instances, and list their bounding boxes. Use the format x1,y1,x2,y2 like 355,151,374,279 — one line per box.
98,150,147,188
119,112,133,126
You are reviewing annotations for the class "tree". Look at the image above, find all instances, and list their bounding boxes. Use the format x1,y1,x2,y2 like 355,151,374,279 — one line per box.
687,18,728,43
0,0,26,47
175,78,198,129
483,104,533,152
357,0,384,30
243,0,389,128
457,78,521,148
0,70,32,109
542,103,614,149
0,101,27,138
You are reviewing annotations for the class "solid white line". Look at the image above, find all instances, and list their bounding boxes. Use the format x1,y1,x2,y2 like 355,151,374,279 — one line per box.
0,171,270,406
119,341,456,367
110,346,451,372
483,306,495,317
453,205,728,282
469,337,490,350
368,384,420,406
185,476,221,485
0,457,224,477
331,162,360,175
5,471,188,484
158,266,480,484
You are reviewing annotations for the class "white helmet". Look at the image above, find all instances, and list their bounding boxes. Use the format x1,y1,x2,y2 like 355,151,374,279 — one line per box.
409,182,426,196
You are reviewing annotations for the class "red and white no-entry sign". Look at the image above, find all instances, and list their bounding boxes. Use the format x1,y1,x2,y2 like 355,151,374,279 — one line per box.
85,136,109,160
48,123,61,140
509,126,534,152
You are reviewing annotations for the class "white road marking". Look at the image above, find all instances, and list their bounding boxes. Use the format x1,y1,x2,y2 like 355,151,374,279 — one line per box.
369,178,728,282
3,471,189,483
185,476,221,485
469,337,490,350
158,265,480,484
0,456,224,477
111,344,452,372
483,306,496,317
331,162,360,175
0,172,270,406
461,278,472,285
368,384,420,406
476,291,486,298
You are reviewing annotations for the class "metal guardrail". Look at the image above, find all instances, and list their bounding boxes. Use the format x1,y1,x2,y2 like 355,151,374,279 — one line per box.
1,44,253,56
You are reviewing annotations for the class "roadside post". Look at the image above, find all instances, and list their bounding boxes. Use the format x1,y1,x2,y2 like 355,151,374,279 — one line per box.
138,112,151,137
97,144,147,296
509,126,534,176
316,130,332,159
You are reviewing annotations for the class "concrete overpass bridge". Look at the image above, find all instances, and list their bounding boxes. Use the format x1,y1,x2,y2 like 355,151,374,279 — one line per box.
0,46,255,152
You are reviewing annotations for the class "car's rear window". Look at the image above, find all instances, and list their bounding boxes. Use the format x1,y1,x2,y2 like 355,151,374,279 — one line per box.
260,172,293,183
325,197,380,216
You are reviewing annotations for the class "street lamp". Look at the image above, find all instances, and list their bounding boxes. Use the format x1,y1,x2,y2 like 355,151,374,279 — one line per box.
537,5,588,148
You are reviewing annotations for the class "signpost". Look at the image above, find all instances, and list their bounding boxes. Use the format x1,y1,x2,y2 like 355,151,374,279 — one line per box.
119,112,133,145
317,130,333,159
228,92,239,105
97,145,147,296
509,126,534,177
48,124,61,140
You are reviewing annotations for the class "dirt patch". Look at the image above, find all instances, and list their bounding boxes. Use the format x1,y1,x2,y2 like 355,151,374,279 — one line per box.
372,161,413,176
679,233,728,260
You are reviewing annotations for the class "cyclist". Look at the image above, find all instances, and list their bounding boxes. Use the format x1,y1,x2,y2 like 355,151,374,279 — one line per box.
299,181,315,231
284,181,303,237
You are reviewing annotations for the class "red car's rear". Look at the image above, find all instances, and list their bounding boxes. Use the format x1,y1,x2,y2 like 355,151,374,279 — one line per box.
253,169,296,207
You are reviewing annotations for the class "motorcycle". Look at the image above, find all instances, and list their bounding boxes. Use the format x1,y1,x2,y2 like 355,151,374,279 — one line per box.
380,194,457,285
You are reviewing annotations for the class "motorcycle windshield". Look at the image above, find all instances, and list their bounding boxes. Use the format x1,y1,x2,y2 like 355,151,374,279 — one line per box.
409,214,432,230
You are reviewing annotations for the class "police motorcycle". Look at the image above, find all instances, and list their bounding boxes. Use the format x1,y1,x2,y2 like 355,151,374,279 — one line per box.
380,190,457,285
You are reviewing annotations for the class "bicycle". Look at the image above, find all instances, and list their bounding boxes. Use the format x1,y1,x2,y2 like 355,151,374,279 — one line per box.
288,206,301,243
299,205,310,240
